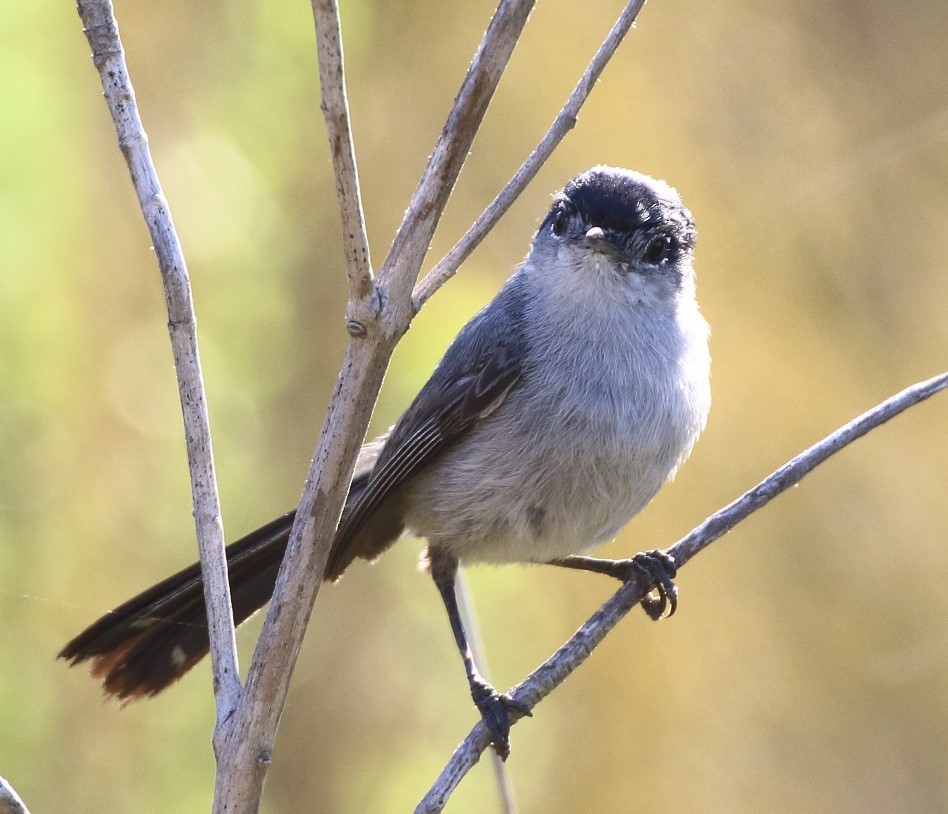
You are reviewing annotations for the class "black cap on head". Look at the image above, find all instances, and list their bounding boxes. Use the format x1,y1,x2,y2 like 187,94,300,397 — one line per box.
536,167,696,273
561,166,694,247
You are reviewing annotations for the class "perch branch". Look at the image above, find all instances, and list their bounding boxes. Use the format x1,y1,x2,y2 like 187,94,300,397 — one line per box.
75,0,241,722
212,2,535,811
416,371,948,813
412,0,647,310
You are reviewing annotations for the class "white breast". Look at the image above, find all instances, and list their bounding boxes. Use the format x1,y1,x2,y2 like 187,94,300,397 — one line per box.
403,260,710,565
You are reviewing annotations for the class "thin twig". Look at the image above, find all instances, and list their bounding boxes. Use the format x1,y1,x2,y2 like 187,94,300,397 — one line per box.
382,0,537,314
211,3,535,811
416,372,948,813
412,0,646,310
74,0,241,722
0,776,31,814
311,0,374,304
671,373,947,567
456,569,518,814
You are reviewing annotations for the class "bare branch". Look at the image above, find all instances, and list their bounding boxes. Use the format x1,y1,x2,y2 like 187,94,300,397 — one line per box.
74,0,241,721
670,372,948,567
311,0,374,304
413,0,647,310
416,372,948,812
0,776,31,814
211,2,535,810
382,0,536,314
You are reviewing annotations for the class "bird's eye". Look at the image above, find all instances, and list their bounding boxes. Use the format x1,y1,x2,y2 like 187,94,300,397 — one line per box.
550,208,569,237
643,235,674,265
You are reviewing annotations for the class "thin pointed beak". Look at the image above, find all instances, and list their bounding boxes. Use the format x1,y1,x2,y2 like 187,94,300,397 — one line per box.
583,226,625,261
584,226,606,246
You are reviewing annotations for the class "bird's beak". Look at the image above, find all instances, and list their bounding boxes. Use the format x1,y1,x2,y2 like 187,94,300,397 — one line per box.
583,227,625,262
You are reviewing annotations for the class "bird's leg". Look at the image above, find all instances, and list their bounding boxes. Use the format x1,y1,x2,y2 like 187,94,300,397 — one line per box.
427,545,530,760
548,550,679,620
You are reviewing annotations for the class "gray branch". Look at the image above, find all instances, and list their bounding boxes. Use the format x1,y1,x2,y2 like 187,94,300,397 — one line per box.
75,0,241,723
311,0,374,304
211,2,535,811
75,0,536,808
412,0,647,310
416,371,948,813
380,0,537,314
0,776,30,814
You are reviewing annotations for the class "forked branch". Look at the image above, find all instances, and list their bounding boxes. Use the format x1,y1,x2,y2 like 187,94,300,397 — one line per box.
217,1,536,811
413,0,648,309
379,0,537,313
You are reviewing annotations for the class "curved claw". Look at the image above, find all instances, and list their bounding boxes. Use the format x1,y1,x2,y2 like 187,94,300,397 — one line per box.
630,550,679,621
471,682,531,760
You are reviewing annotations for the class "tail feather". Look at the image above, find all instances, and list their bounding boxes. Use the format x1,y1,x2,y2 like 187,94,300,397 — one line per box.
60,458,408,699
59,511,295,699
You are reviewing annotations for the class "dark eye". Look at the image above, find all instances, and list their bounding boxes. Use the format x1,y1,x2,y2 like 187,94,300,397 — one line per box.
550,208,569,237
643,235,674,265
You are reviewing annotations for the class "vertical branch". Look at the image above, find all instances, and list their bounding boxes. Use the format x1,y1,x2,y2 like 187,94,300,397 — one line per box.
74,1,241,721
312,0,374,305
413,0,646,309
212,2,535,811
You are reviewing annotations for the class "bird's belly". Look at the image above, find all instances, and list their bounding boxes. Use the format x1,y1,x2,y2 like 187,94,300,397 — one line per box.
402,404,681,564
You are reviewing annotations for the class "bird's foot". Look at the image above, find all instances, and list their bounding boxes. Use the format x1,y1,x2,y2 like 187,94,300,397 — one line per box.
470,679,532,760
607,550,679,620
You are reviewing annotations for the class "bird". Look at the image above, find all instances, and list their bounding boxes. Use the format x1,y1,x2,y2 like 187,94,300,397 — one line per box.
60,165,711,759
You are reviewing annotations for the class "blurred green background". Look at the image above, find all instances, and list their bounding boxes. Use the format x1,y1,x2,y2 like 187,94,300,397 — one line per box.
2,0,947,811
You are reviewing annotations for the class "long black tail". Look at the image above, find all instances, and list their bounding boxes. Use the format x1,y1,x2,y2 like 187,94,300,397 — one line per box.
59,511,297,699
59,444,409,701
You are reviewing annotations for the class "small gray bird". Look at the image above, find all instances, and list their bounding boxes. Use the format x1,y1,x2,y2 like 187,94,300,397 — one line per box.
61,166,711,758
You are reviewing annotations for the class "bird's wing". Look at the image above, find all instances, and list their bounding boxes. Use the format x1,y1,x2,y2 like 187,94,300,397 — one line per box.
326,275,529,574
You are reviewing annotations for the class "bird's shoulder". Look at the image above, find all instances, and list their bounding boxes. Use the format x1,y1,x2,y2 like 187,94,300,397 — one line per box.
387,271,531,445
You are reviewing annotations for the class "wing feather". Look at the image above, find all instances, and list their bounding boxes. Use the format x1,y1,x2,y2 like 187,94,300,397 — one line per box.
327,274,529,572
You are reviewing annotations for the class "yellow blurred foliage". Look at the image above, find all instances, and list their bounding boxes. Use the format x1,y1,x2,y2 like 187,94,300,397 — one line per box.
1,1,946,812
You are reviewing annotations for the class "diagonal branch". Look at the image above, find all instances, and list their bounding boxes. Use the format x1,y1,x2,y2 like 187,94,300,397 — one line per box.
416,371,948,813
380,0,537,315
413,0,647,310
0,776,31,814
669,372,947,567
74,0,241,723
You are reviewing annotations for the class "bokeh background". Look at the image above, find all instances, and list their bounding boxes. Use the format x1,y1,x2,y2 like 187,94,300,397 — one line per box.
2,1,947,812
